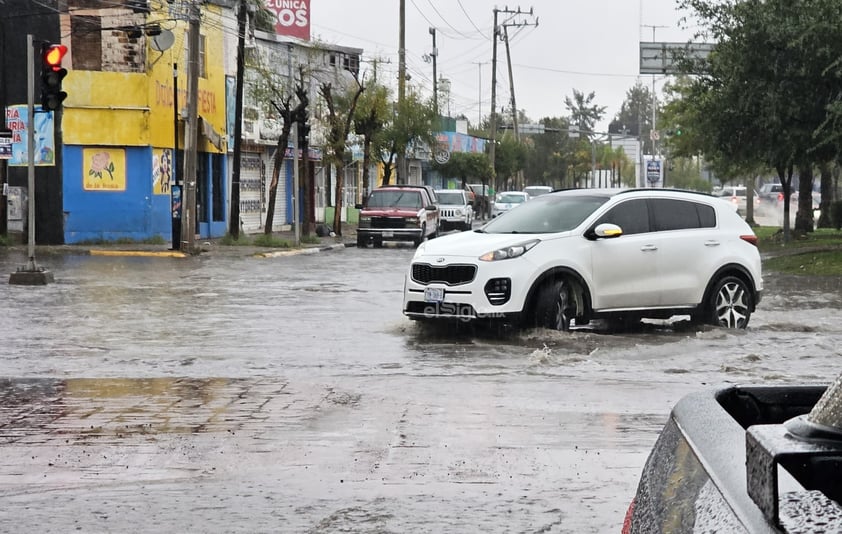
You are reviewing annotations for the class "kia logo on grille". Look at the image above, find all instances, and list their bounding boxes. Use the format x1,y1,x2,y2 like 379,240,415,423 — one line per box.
436,257,445,263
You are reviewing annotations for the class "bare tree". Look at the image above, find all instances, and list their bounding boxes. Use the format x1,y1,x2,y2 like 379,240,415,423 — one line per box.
319,80,365,236
264,96,306,235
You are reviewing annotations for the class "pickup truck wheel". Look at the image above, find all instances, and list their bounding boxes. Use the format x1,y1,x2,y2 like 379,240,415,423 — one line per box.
356,235,366,248
413,224,426,247
534,278,573,331
706,275,752,328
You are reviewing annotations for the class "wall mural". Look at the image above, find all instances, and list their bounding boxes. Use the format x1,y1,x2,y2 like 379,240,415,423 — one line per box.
152,148,173,195
83,148,126,191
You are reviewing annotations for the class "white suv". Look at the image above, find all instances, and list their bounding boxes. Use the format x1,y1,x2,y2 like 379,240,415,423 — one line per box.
435,189,474,231
403,188,763,330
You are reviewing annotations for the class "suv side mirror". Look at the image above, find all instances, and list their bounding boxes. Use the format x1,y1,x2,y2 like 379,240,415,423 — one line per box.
585,223,623,240
425,204,437,211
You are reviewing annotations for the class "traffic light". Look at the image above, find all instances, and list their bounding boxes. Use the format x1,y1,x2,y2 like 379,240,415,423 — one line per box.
40,43,68,111
675,127,683,136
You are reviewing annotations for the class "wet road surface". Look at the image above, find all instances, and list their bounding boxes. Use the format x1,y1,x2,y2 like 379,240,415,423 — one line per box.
0,244,840,533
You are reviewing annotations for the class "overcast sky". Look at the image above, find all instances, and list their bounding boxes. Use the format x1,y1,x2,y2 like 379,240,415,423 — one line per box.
308,0,699,131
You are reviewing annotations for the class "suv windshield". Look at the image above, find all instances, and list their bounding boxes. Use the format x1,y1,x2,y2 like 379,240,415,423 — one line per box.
482,194,610,233
367,190,422,209
436,191,465,205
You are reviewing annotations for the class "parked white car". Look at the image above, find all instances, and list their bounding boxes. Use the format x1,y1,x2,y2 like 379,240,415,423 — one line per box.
491,191,529,218
403,188,763,330
434,189,474,231
717,185,760,215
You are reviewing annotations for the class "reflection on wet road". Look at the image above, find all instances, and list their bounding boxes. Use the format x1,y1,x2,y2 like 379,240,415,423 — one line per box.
0,246,839,532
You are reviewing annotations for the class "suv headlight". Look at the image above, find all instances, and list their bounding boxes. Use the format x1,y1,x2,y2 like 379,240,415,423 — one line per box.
479,239,539,261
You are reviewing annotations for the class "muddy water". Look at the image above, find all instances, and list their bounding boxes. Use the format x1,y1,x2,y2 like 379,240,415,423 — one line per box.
0,246,839,533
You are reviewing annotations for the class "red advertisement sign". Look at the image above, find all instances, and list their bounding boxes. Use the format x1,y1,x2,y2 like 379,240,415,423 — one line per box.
265,0,310,40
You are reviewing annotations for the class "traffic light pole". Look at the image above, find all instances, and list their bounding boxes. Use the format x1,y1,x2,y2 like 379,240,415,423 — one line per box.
9,34,53,285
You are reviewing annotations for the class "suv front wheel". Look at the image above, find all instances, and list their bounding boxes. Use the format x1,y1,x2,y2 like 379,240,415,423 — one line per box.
534,279,575,331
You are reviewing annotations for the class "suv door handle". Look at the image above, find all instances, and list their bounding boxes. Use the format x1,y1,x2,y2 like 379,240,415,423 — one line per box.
704,240,720,247
640,244,658,252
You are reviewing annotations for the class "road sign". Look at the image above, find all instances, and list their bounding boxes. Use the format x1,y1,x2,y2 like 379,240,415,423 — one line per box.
650,130,660,141
646,159,661,184
640,42,714,75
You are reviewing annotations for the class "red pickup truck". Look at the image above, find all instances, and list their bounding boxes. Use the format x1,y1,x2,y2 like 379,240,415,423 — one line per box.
355,185,439,247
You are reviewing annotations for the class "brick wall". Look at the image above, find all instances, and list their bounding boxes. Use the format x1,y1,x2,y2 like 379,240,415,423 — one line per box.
68,0,146,73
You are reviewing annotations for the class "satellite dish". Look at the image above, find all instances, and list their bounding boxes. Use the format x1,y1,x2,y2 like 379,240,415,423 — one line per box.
151,29,174,52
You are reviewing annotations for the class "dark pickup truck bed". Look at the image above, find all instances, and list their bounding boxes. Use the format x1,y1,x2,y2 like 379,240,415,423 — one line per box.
626,384,842,533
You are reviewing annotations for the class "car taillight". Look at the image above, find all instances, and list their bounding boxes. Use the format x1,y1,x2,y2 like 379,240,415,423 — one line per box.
778,192,783,201
741,234,758,247
731,196,738,203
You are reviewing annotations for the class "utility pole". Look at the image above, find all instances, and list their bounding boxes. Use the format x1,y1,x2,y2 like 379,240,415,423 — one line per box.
171,60,180,250
429,27,437,116
489,8,499,191
397,0,407,184
9,34,53,285
229,0,247,240
181,2,201,253
497,7,538,190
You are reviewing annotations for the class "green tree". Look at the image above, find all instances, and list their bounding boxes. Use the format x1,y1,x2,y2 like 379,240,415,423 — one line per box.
377,90,438,186
353,82,391,197
320,80,365,236
432,152,494,218
609,82,655,154
522,117,575,189
677,0,842,239
494,133,527,192
432,152,493,189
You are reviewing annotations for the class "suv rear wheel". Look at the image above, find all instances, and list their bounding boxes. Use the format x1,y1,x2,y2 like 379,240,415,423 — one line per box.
706,275,753,328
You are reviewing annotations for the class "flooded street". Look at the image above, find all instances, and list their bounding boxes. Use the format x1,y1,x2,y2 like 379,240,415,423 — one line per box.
0,244,840,533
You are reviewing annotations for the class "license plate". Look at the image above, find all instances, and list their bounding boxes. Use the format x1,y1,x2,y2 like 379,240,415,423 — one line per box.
424,287,444,303
382,231,394,238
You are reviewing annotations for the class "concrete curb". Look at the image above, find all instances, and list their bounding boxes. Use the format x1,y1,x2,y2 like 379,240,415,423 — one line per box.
255,242,348,258
89,249,188,258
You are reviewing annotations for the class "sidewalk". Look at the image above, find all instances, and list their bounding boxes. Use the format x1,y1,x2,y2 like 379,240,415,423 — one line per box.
3,223,358,259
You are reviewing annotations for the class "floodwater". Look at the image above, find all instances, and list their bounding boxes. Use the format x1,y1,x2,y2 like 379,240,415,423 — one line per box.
0,244,839,533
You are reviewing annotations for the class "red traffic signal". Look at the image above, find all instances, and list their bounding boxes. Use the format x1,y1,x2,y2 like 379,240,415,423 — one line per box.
40,43,68,111
42,44,67,71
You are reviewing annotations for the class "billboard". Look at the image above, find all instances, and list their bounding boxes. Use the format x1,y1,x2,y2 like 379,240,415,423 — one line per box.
4,105,56,166
265,0,311,40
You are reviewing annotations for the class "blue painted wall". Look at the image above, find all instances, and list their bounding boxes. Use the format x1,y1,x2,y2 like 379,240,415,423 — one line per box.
63,145,172,244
